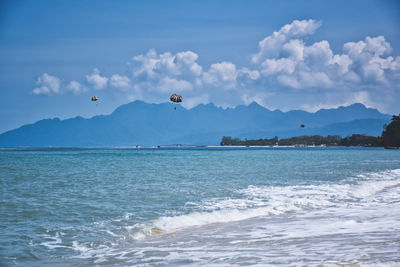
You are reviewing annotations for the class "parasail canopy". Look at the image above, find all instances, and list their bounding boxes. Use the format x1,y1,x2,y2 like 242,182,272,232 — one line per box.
91,96,99,101
170,94,183,103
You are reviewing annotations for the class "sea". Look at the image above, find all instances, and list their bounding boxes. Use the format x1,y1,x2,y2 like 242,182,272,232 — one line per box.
1,147,400,266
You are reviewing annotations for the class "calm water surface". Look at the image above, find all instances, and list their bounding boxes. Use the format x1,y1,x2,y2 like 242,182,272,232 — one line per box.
1,147,400,266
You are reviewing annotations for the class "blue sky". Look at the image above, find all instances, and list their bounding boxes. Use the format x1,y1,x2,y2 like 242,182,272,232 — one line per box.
0,0,399,133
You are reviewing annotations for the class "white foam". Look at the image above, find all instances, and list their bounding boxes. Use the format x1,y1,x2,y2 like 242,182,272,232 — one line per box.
72,241,90,253
128,206,288,240
71,241,116,261
64,168,400,265
126,168,400,240
40,232,65,250
349,170,400,199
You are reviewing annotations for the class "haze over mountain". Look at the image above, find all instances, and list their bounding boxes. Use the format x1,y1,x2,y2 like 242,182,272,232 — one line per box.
0,101,391,146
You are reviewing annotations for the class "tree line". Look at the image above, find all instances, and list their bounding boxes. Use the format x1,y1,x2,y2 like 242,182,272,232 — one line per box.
220,114,400,147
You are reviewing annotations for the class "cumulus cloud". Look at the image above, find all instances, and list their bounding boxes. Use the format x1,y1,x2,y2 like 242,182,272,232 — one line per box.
330,54,352,75
110,74,130,89
131,49,159,78
132,49,202,78
129,49,204,93
300,91,377,113
86,68,108,90
250,19,400,91
304,40,333,70
202,62,237,89
66,81,86,95
129,49,242,94
252,19,322,64
343,36,399,84
241,93,273,108
238,68,260,80
35,19,400,113
182,94,210,109
277,74,301,88
157,77,193,93
175,51,203,76
261,58,296,75
32,73,61,95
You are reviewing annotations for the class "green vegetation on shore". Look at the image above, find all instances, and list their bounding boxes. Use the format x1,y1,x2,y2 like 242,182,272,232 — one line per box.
220,114,400,147
382,114,400,147
220,135,381,147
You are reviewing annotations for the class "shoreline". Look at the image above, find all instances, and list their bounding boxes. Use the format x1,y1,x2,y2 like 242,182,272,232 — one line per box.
0,145,391,150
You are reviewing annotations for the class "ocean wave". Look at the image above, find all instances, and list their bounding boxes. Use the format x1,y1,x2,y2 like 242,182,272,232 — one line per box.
126,168,400,240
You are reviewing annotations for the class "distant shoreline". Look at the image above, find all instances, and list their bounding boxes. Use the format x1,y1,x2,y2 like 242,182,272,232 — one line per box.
0,145,392,150
208,145,325,148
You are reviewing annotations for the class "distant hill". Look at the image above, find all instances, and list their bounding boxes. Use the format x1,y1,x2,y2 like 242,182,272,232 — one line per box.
0,101,391,146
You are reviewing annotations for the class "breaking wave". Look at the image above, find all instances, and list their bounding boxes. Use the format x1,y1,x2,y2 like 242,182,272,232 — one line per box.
126,168,400,240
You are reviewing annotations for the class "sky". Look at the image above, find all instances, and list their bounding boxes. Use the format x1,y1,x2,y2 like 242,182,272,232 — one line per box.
0,0,399,133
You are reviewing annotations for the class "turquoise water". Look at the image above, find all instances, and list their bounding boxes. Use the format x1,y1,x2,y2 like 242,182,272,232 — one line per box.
1,147,400,266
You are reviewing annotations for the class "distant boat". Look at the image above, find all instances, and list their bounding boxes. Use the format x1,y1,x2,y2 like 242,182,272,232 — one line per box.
384,146,399,149
136,145,141,148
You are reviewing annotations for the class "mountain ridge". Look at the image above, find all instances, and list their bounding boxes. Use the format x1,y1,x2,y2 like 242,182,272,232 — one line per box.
0,101,391,146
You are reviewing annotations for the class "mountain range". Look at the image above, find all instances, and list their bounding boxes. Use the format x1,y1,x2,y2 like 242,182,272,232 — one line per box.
0,101,391,146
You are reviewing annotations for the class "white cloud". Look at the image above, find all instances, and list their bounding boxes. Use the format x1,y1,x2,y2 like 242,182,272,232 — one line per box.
282,39,305,60
110,74,130,89
261,58,296,75
202,62,237,89
301,102,343,113
32,73,61,95
241,93,273,108
129,49,203,94
252,19,321,63
276,70,333,89
157,77,193,93
303,40,333,70
66,81,86,95
238,68,260,80
132,49,159,78
277,74,301,88
300,91,377,113
35,19,400,114
86,68,108,90
175,51,203,76
258,39,335,88
182,94,210,109
252,20,400,90
132,49,202,78
342,36,398,84
330,54,352,75
299,71,333,88
365,36,392,56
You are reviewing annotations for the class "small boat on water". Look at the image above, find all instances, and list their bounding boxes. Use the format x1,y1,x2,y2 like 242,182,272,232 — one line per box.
384,146,399,149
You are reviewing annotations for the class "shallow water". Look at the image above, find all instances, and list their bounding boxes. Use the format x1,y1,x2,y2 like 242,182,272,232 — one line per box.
1,147,400,266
